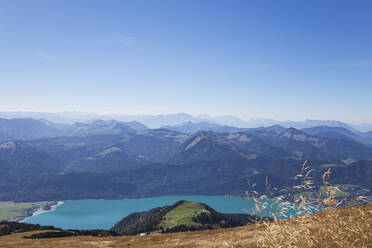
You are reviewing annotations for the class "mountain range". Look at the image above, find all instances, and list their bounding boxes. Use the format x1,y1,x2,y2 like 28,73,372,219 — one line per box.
1,117,372,145
0,117,371,202
0,118,148,142
1,111,371,131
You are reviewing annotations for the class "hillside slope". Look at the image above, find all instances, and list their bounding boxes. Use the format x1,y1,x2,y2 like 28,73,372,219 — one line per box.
111,200,262,235
1,126,372,202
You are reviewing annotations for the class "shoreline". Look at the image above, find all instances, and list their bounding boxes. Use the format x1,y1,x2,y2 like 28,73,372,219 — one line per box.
20,201,64,223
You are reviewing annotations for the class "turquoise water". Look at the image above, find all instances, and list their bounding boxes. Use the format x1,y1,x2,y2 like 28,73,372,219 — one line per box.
24,195,297,230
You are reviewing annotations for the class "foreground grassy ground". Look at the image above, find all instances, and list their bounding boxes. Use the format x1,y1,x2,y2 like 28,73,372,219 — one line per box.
0,202,48,221
0,225,262,248
0,204,370,248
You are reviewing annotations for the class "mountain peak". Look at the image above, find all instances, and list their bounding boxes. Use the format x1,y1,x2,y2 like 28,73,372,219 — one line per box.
169,131,241,164
190,130,233,146
279,128,308,141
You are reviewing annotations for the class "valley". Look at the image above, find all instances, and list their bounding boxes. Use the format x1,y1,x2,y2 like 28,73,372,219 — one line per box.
23,196,270,230
0,201,55,222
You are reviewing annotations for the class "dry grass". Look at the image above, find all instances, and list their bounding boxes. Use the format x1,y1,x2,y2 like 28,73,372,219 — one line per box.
252,161,372,248
257,205,371,248
0,224,263,248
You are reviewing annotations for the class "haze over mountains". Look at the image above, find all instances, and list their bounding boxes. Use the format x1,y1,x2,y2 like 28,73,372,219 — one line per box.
0,114,371,202
1,115,372,145
1,111,372,131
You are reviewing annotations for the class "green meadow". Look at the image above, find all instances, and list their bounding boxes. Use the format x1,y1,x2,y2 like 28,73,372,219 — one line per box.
159,201,208,228
0,201,48,221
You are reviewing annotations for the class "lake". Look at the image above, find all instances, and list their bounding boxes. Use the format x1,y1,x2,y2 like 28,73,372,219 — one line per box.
24,195,287,230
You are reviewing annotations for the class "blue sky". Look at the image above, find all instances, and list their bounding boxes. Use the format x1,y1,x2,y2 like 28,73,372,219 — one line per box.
0,0,371,123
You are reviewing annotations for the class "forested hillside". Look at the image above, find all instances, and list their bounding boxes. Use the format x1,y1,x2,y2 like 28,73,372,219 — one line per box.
0,119,371,202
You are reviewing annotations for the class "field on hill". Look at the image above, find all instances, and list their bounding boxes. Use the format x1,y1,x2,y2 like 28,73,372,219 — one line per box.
0,204,370,248
159,201,206,228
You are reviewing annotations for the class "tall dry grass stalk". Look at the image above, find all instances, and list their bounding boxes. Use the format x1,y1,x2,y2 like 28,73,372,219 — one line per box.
246,161,371,248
